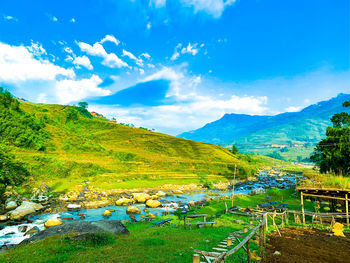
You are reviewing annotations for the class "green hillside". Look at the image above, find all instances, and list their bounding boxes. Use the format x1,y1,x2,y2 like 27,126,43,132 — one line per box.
1,91,279,193
179,94,350,162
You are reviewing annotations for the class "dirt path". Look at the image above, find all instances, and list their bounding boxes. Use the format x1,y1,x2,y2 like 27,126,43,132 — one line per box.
262,227,350,263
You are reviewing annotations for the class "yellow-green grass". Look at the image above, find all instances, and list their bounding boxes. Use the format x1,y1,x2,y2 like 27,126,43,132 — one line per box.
11,101,281,193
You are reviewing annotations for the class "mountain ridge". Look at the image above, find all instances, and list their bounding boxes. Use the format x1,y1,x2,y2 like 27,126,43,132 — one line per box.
178,93,350,160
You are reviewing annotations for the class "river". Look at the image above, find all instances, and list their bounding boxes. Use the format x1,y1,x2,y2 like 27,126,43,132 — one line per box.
0,171,301,249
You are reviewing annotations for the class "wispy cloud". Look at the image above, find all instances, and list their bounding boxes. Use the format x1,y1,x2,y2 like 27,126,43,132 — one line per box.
2,14,18,21
170,42,202,61
100,35,120,46
151,0,237,18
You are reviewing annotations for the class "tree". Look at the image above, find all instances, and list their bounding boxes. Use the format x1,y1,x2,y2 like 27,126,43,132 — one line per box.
78,101,88,109
311,100,350,176
230,145,239,154
0,144,29,201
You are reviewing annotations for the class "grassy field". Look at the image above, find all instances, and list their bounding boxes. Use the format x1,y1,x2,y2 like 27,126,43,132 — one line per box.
9,101,283,193
0,189,305,263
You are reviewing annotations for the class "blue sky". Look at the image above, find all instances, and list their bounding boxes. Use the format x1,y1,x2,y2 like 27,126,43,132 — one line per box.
0,0,349,135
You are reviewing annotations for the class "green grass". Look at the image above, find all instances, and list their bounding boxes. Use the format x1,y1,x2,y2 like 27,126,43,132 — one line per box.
0,189,306,263
8,101,281,193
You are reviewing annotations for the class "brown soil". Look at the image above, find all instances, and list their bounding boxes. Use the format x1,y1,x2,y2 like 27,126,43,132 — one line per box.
262,227,350,263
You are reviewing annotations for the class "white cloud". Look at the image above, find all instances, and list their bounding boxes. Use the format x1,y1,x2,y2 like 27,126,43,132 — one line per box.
55,75,111,104
3,15,18,21
26,41,47,57
170,43,182,61
140,53,151,59
73,55,93,70
122,49,144,67
147,22,152,29
0,41,111,104
0,42,74,83
70,18,76,23
77,41,128,68
285,106,302,112
100,35,120,46
52,16,58,22
64,47,74,54
181,42,199,55
171,42,202,60
151,0,237,18
150,0,167,8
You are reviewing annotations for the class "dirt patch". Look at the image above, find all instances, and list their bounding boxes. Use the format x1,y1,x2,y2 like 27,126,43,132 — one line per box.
262,227,350,263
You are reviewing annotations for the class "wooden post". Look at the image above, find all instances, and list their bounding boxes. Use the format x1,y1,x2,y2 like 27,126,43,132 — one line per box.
193,254,200,263
265,213,268,231
301,192,305,224
227,237,232,246
259,225,263,255
232,164,237,207
184,216,187,229
247,241,251,263
346,194,349,228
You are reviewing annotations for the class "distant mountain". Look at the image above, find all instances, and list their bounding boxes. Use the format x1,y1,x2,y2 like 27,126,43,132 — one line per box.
178,94,350,161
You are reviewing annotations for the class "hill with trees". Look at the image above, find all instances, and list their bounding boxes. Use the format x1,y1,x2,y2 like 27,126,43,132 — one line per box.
0,89,279,194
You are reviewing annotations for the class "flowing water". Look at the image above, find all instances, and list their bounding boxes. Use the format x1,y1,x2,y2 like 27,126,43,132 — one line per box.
0,172,301,248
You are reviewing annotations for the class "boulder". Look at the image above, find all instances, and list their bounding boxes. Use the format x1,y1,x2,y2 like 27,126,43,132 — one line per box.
126,206,141,214
145,200,162,208
0,214,8,221
21,220,129,244
8,201,44,220
156,191,166,197
116,197,133,206
132,193,150,203
102,210,112,217
5,200,17,210
172,190,184,194
45,217,63,228
150,195,159,200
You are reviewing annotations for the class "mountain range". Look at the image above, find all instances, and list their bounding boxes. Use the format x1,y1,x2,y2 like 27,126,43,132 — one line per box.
178,93,350,161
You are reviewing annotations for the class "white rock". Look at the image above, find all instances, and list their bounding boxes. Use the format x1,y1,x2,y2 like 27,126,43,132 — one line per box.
8,201,44,220
67,204,81,210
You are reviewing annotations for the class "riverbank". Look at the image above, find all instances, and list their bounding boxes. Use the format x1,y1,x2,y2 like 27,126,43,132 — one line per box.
0,168,300,250
0,188,303,263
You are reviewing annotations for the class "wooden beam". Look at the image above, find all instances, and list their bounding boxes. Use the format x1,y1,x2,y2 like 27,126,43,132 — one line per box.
302,193,347,201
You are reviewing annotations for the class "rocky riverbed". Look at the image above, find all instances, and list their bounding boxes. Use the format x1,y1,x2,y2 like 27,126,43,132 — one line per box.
0,168,301,249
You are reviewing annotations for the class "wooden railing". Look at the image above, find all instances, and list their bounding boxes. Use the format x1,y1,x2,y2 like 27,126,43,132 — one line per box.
193,213,266,263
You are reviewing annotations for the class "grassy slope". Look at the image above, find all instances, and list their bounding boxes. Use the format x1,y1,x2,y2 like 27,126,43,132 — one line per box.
13,101,281,193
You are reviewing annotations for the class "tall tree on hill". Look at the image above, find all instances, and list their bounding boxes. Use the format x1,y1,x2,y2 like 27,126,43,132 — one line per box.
311,101,350,176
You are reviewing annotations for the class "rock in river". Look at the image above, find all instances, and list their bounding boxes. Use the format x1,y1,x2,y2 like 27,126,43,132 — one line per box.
126,206,141,214
45,218,63,228
145,200,162,208
132,193,150,203
8,201,44,220
21,220,129,244
116,197,133,206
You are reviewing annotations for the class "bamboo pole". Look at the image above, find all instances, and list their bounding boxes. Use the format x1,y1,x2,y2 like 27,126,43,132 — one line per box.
232,164,236,207
247,241,251,263
301,192,305,224
346,194,349,227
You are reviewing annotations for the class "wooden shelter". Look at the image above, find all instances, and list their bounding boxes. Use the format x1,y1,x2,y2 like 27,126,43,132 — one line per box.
296,187,350,227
